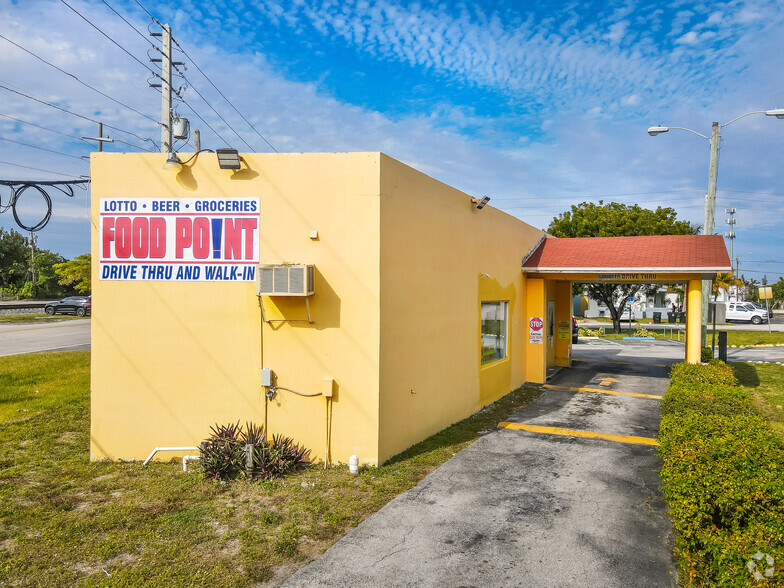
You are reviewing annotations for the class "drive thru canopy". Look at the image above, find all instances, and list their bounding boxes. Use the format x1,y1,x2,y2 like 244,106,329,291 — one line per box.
521,234,732,366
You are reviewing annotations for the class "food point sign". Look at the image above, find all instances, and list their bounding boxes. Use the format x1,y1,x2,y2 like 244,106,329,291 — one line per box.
99,198,260,282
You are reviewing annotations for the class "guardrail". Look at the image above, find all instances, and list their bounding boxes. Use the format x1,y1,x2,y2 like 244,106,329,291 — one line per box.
0,301,54,315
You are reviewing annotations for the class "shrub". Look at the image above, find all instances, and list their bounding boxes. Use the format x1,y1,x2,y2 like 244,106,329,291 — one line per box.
633,326,657,338
658,362,784,586
578,327,602,337
200,422,246,480
200,422,310,482
701,346,713,362
669,362,737,387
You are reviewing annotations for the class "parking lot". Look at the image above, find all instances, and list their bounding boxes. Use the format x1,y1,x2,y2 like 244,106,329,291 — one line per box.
280,339,678,587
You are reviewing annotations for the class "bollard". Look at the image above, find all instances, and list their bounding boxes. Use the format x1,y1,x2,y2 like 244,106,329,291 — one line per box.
718,331,728,363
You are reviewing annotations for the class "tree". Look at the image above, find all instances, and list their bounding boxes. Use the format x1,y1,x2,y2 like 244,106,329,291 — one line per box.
0,228,30,294
54,254,91,294
771,277,784,309
711,272,741,301
547,201,699,333
34,250,67,298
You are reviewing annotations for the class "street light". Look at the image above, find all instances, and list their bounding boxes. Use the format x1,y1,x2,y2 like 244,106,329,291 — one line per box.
648,108,783,347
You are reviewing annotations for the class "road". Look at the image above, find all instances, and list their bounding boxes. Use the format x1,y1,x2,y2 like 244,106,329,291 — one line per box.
280,340,679,588
0,319,91,357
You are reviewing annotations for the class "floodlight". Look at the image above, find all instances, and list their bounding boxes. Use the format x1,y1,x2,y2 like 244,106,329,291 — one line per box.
216,148,242,170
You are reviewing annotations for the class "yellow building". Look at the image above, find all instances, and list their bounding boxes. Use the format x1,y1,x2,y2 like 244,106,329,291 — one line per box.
90,151,728,466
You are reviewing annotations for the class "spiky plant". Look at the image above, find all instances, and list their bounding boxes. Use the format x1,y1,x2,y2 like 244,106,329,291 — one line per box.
269,433,311,476
200,422,245,480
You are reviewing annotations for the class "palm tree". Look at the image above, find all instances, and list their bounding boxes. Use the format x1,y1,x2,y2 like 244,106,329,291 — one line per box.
712,272,742,301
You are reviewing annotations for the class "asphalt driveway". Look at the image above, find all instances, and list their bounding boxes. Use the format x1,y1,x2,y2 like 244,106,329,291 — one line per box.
279,340,679,587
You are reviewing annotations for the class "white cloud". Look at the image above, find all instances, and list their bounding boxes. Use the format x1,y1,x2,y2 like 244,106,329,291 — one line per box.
621,94,641,106
675,31,699,45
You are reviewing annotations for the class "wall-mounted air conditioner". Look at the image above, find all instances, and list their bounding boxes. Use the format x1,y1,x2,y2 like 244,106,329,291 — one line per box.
256,264,315,296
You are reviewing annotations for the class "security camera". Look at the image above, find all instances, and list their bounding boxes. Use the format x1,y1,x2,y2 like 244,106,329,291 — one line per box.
471,196,491,210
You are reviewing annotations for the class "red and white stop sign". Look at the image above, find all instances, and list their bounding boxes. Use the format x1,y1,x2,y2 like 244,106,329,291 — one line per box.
530,317,543,330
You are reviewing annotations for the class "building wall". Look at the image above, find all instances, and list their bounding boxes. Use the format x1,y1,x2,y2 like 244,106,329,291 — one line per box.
91,151,547,466
377,155,545,463
90,152,383,464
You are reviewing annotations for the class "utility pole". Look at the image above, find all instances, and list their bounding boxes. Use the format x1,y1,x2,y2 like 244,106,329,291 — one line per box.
160,24,172,154
725,203,736,273
700,121,721,348
28,230,36,286
193,129,200,151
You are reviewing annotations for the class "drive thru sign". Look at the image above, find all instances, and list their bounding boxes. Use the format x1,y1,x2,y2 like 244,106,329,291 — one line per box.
99,197,260,282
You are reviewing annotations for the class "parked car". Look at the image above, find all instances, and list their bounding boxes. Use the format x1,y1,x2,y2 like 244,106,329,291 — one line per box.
726,302,766,325
44,296,91,317
572,316,579,343
745,302,773,319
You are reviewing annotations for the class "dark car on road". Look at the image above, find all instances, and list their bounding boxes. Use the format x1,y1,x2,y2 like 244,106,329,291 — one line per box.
44,296,91,317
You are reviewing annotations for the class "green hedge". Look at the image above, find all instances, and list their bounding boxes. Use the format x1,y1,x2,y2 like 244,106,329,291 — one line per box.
659,362,784,586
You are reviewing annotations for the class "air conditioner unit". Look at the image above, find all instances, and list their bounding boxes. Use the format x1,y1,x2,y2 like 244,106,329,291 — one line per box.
256,264,315,296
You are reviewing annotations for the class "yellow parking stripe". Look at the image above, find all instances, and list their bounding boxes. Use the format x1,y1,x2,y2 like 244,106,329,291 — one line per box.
543,384,662,400
498,422,659,446
571,359,668,367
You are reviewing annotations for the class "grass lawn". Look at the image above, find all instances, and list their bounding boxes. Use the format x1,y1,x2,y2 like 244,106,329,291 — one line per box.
0,313,87,324
733,361,784,437
0,351,542,586
719,330,784,347
578,321,784,346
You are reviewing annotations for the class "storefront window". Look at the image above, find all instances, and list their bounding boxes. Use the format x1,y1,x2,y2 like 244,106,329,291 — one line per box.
481,301,508,365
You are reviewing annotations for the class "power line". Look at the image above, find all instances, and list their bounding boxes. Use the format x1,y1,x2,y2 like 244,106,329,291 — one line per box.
492,188,704,202
172,64,254,150
176,94,232,147
132,0,157,21
1,113,154,153
59,0,162,83
77,0,239,150
0,160,85,179
0,33,157,124
0,83,157,147
171,40,278,152
0,113,88,142
99,0,156,46
0,137,88,160
132,0,278,152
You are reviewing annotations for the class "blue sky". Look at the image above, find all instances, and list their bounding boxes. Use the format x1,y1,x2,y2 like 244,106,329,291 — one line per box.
1,0,783,282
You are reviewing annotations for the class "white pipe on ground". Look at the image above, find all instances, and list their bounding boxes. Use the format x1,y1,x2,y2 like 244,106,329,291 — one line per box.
182,455,200,472
142,446,200,466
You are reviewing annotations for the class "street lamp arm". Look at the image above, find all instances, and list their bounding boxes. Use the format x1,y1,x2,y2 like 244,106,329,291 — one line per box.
720,110,769,128
664,127,711,140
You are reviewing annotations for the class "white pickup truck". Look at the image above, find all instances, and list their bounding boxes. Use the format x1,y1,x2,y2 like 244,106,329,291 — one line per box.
726,302,767,324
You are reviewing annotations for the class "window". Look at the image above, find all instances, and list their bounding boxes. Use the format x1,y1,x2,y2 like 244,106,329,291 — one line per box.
481,301,508,365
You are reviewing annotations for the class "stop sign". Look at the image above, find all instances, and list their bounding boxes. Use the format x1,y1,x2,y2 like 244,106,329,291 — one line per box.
530,317,543,330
